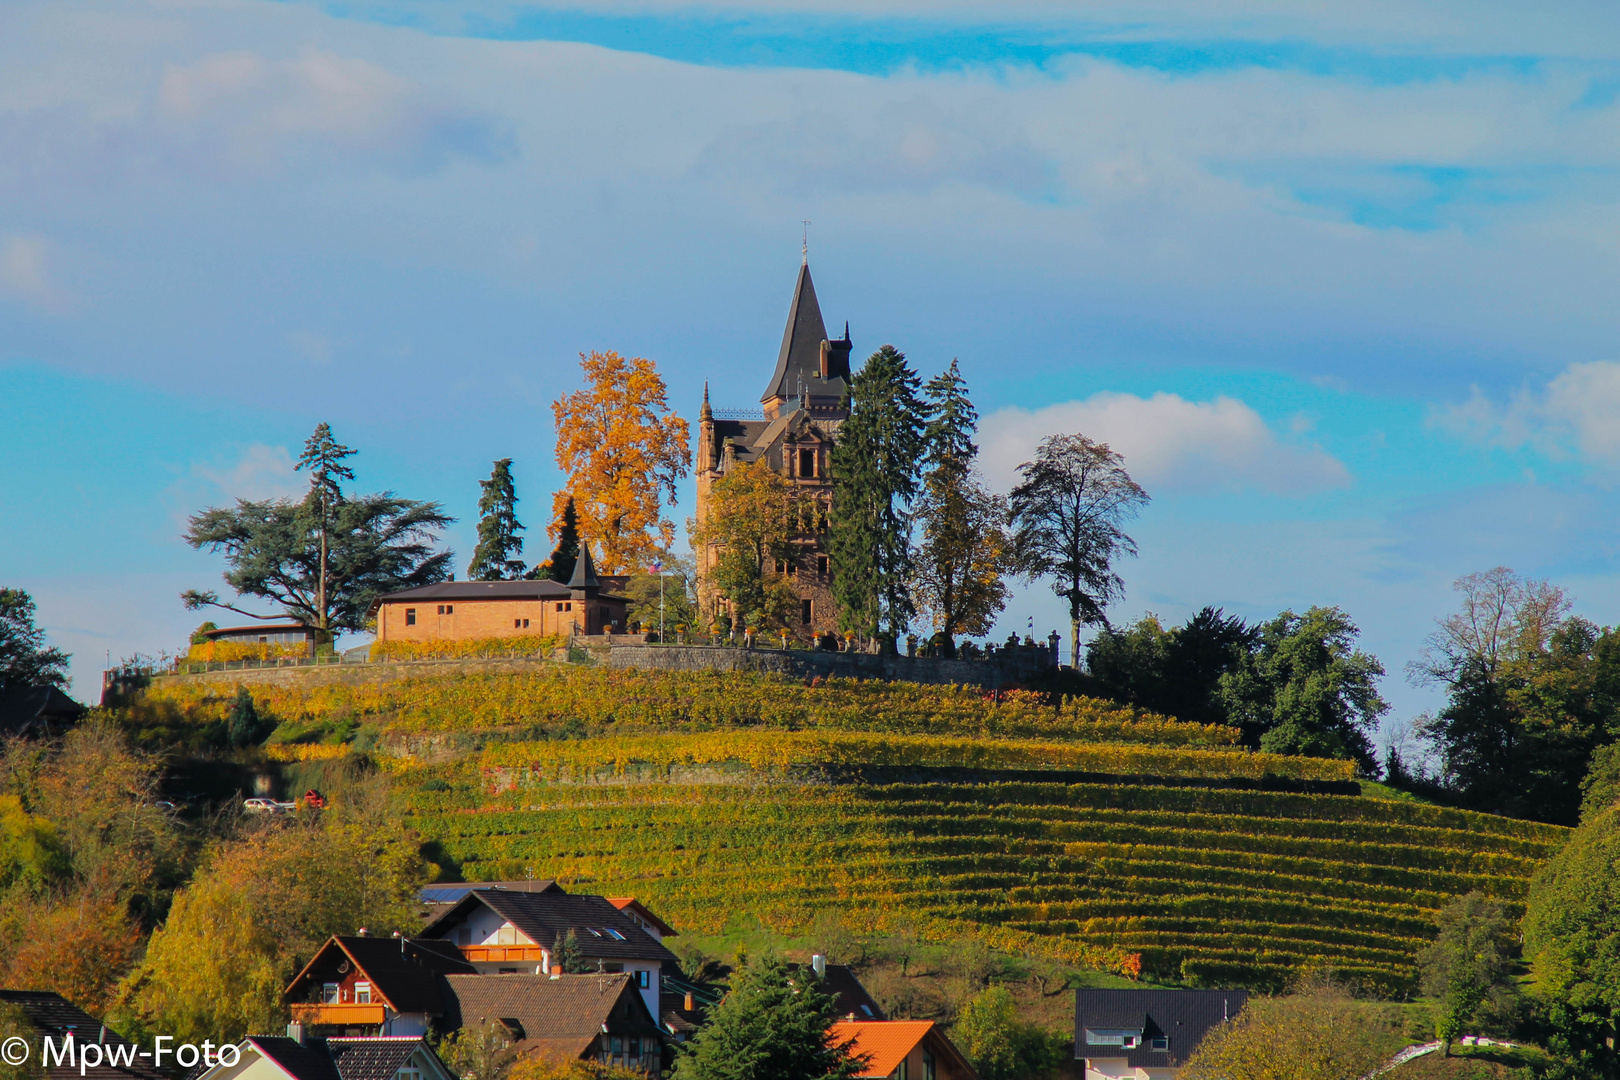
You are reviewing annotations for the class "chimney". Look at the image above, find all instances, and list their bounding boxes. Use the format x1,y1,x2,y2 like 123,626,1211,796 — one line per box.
811,954,826,977
684,992,694,1012
286,1022,305,1046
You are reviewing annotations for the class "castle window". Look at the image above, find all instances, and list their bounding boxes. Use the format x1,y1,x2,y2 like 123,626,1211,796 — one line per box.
798,448,816,477
801,599,813,625
817,556,828,576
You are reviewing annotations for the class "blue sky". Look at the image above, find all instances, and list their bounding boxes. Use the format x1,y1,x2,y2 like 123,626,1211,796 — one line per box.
4,0,1620,743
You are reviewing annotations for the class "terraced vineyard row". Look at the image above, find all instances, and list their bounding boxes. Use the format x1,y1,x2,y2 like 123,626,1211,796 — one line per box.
398,765,1567,995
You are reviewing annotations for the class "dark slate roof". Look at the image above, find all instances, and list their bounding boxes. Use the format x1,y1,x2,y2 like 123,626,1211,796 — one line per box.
420,881,563,906
373,580,572,605
1074,988,1248,1068
326,1038,444,1080
0,686,85,734
442,974,664,1063
786,964,886,1021
0,991,164,1080
203,623,314,640
567,545,599,590
246,1038,344,1080
761,262,849,405
285,936,477,1015
422,890,678,965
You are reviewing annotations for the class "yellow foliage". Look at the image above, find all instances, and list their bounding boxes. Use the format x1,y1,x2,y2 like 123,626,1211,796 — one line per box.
551,350,691,575
370,635,565,662
187,641,308,662
262,744,353,762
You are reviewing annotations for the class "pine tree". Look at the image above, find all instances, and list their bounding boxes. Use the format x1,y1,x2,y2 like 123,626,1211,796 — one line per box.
923,358,978,477
467,459,526,581
670,951,866,1080
554,929,587,973
828,345,925,651
294,423,357,641
227,687,261,748
529,497,582,584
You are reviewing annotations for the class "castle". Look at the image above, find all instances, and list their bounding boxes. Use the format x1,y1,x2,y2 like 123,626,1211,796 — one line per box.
694,260,852,635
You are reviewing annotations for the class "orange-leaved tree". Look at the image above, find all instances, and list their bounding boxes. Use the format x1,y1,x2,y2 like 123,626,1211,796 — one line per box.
551,351,690,575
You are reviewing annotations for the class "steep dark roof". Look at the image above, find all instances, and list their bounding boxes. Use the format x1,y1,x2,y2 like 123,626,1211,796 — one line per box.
1074,988,1248,1068
245,1038,345,1080
325,1038,443,1080
0,991,163,1080
0,686,84,735
421,890,677,964
786,964,886,1021
371,580,572,607
761,262,849,405
285,936,476,1015
442,974,664,1063
567,545,599,590
420,880,563,906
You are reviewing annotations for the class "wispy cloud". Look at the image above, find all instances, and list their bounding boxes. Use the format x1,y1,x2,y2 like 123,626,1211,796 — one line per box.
1434,361,1620,469
0,234,75,313
978,392,1351,496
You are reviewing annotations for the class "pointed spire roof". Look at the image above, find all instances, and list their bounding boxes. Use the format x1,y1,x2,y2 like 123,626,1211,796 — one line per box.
567,542,599,590
761,261,834,405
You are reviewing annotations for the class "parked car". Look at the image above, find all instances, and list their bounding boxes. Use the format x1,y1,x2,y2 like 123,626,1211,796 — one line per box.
242,797,278,813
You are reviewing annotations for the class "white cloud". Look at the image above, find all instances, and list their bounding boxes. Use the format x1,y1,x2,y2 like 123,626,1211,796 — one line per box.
1434,361,1620,467
191,443,305,503
0,234,73,312
978,391,1351,496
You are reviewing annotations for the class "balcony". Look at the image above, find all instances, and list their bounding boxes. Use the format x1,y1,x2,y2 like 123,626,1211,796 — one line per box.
289,1004,387,1027
459,945,546,963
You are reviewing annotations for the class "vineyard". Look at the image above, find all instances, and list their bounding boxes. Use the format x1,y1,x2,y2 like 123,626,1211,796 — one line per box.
124,667,1570,995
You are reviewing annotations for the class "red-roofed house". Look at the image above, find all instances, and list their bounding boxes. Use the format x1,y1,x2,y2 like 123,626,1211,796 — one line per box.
831,1021,978,1080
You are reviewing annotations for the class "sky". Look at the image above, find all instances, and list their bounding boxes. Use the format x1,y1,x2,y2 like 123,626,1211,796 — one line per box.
3,0,1620,742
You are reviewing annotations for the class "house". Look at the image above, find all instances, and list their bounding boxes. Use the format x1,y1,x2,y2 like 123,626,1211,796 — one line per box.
369,545,628,643
196,1035,454,1080
788,956,886,1021
830,1021,977,1080
284,934,477,1037
694,259,851,635
443,972,668,1075
198,622,318,654
0,686,84,738
0,990,166,1080
419,885,678,1022
1074,989,1249,1080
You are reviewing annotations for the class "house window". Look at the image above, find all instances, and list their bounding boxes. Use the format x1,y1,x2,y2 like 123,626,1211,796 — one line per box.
817,556,828,576
923,1049,936,1080
799,448,816,477
523,619,530,628
627,1038,640,1062
1151,1038,1169,1051
892,1059,908,1080
801,599,813,625
396,1070,423,1080
603,963,624,974
775,558,789,574
321,983,340,1005
637,970,651,989
405,609,416,626
354,982,372,1004
604,928,626,940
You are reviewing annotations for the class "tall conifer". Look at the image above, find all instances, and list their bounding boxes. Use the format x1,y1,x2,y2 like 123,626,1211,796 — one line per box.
467,459,526,581
530,496,581,584
828,345,925,649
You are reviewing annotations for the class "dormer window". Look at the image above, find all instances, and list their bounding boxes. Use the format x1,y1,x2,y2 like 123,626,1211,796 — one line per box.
355,982,372,1004
1151,1038,1169,1051
321,983,340,1005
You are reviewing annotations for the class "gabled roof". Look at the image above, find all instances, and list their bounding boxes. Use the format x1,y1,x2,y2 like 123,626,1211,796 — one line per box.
786,963,885,1021
442,974,664,1063
421,889,678,964
285,936,477,1014
242,1038,345,1080
0,686,85,734
326,1038,450,1080
830,1021,976,1080
1074,988,1248,1068
0,990,164,1080
606,898,678,939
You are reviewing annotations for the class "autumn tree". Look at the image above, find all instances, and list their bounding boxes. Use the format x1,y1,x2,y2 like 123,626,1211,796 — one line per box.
439,1019,521,1080
1009,434,1149,668
1180,984,1386,1080
468,459,526,581
552,352,690,575
116,818,428,1041
693,461,802,632
911,361,1007,657
828,345,926,649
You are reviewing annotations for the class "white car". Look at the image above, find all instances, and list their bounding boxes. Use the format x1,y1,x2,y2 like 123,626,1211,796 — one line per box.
242,797,278,813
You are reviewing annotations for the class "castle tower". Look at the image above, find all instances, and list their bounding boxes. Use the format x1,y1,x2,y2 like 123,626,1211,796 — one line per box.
693,260,851,637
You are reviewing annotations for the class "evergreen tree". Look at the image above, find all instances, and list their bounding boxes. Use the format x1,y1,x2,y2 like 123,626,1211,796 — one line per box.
554,929,588,974
295,423,357,639
227,687,262,748
670,951,866,1080
0,588,69,691
467,459,526,581
922,359,978,477
828,345,925,650
530,497,582,584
